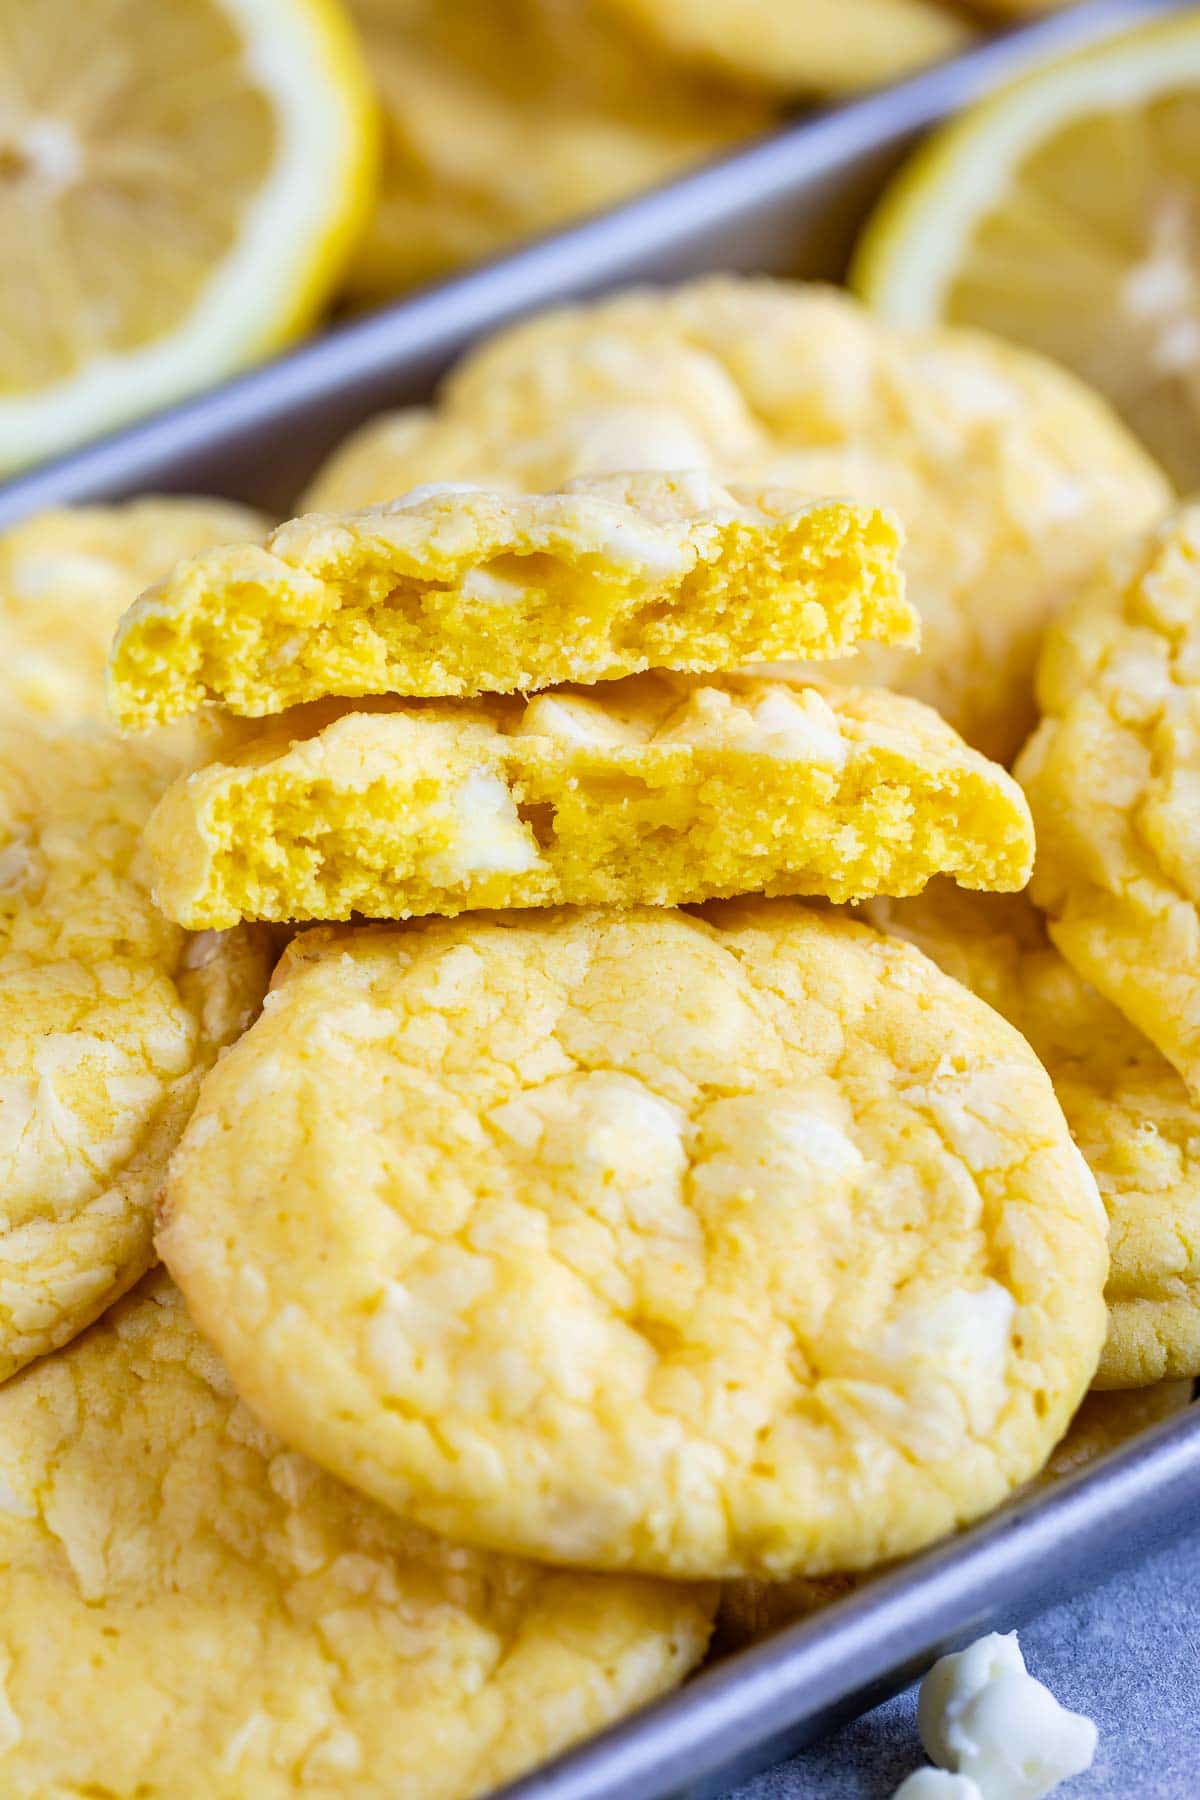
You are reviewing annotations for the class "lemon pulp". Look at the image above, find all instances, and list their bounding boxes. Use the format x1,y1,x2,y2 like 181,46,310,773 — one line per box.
855,12,1200,488
0,0,376,466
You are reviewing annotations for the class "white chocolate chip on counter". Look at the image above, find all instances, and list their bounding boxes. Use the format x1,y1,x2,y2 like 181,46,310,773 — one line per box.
894,1771,984,1799
914,1631,1098,1799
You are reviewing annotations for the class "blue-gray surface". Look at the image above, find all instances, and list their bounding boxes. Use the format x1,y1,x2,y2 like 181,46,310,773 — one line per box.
729,1527,1200,1799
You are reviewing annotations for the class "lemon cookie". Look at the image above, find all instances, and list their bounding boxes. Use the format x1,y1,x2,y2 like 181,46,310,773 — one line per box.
159,902,1107,1580
109,473,910,728
863,882,1200,1389
1018,507,1200,1104
0,498,266,724
599,0,973,96
143,674,1033,929
304,279,1168,761
718,1381,1194,1646
0,717,272,1382
0,1271,713,1799
344,0,769,300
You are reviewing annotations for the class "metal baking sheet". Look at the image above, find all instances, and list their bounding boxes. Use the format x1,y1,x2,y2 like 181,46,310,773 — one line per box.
3,1,1197,1793
493,1396,1200,1799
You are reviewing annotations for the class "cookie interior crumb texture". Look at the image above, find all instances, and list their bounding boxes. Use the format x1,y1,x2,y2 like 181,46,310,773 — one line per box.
143,675,1034,929
108,473,912,727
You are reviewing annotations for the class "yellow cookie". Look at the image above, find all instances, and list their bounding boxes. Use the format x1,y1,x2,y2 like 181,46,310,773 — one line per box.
862,883,1200,1389
599,0,974,96
0,1271,713,1799
303,280,1168,762
301,327,771,510
159,902,1107,1581
109,471,910,727
344,0,770,300
0,716,272,1382
0,499,266,724
1018,507,1200,1100
719,1381,1193,1646
143,674,1033,929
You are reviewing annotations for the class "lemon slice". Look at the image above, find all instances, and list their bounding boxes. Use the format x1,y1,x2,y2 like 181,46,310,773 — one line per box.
854,10,1200,489
0,0,376,470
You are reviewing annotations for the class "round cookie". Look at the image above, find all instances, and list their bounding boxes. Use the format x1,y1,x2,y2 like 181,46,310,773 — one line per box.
0,1271,713,1799
718,1381,1194,1647
1018,505,1200,1100
343,0,770,301
304,279,1169,762
0,498,266,724
159,902,1108,1581
0,715,272,1382
599,0,973,96
863,882,1200,1389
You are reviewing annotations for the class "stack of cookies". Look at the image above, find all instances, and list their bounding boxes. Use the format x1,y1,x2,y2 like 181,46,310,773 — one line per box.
0,277,1193,1799
108,471,1038,927
69,463,1111,1778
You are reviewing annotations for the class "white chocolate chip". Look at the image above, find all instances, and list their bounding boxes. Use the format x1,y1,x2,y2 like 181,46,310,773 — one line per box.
586,511,694,576
918,1632,1097,1800
882,1284,1015,1439
893,1772,983,1800
518,692,639,747
766,1108,865,1183
459,565,529,604
562,408,716,477
383,482,488,509
426,768,541,884
657,685,850,765
11,551,116,598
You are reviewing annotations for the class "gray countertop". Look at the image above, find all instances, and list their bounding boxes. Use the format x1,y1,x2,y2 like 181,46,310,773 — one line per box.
730,1526,1200,1799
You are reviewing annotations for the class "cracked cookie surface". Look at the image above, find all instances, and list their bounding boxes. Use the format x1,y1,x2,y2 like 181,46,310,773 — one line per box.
143,673,1033,929
0,718,272,1382
0,1271,712,1799
0,499,265,724
303,279,1168,762
718,1380,1193,1647
159,901,1107,1580
863,883,1200,1388
1019,506,1200,1101
108,472,909,727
